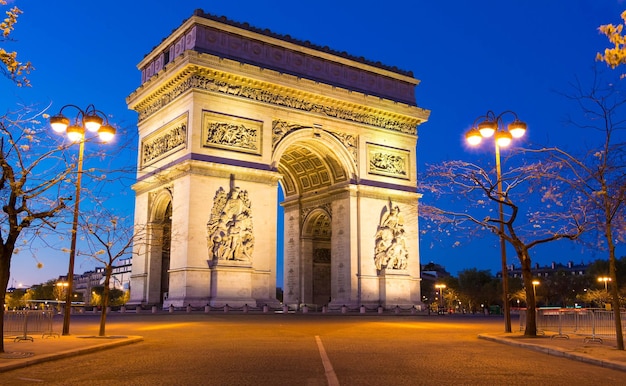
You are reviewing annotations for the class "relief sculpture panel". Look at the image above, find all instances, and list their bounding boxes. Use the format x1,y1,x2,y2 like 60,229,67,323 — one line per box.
202,111,262,155
207,185,254,263
367,143,409,180
374,202,408,272
141,113,188,167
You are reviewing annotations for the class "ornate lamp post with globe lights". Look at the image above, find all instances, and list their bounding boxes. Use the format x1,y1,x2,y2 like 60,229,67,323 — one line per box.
465,110,527,333
49,104,115,335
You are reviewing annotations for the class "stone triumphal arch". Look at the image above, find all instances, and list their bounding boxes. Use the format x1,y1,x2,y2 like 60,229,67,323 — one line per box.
126,11,430,309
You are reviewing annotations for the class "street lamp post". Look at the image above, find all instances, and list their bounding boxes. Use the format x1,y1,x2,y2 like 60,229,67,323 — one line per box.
532,280,540,306
465,110,527,333
55,281,68,303
598,276,611,292
435,283,446,313
49,104,115,335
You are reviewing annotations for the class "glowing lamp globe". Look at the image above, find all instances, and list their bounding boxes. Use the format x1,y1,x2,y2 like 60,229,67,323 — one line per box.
508,120,527,138
98,125,116,142
50,114,70,133
495,130,512,147
66,125,85,142
465,128,482,146
477,120,497,138
83,114,103,132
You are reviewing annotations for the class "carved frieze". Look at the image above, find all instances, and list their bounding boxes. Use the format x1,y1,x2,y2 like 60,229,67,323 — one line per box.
206,185,254,263
141,113,188,168
374,202,408,272
202,111,262,155
135,71,418,135
367,143,409,180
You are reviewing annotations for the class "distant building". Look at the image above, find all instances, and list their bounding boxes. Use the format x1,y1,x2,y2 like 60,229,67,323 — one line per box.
62,269,103,305
111,258,132,292
58,258,132,305
420,262,451,283
498,261,588,279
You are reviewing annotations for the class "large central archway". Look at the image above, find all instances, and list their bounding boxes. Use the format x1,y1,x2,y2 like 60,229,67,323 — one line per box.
274,129,356,307
126,11,429,309
303,208,331,306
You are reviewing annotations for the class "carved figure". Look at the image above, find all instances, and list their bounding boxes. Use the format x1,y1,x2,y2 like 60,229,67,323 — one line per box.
374,203,408,271
207,185,254,262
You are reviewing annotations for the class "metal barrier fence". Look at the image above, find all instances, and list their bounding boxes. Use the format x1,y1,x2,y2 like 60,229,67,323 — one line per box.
3,310,58,342
519,308,626,343
117,303,427,315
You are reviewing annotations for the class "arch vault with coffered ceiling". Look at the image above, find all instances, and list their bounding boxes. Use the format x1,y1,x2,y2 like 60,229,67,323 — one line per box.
126,10,430,309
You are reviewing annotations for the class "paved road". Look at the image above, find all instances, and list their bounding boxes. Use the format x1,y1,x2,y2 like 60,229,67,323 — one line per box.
2,313,623,385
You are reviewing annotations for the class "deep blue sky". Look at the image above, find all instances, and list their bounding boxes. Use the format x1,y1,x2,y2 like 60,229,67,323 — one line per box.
3,1,625,287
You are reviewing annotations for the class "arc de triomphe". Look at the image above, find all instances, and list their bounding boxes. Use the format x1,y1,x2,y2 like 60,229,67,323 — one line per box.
126,10,430,309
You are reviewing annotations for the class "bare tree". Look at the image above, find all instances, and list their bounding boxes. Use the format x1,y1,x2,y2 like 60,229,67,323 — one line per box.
0,109,75,352
78,210,145,337
420,157,586,336
533,72,626,349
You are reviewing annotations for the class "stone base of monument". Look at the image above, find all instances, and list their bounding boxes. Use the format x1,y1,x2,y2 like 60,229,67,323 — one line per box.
378,268,413,308
208,260,257,307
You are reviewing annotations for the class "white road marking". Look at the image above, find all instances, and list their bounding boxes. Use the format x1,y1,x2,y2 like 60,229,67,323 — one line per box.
315,335,340,386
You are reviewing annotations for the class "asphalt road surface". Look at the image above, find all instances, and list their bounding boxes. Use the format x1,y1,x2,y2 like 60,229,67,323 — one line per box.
2,313,623,385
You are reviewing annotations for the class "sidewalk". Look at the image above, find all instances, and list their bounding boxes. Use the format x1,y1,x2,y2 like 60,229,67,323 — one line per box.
1,334,143,373
479,331,626,372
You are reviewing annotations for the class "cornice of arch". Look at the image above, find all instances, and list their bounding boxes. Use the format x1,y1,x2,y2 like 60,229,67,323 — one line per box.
128,52,429,135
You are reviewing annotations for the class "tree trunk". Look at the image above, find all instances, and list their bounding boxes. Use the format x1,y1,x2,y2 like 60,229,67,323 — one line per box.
0,251,10,353
99,265,113,337
519,249,537,336
607,225,624,350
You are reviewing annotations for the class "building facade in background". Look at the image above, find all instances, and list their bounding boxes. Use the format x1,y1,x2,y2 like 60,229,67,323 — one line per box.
501,261,588,279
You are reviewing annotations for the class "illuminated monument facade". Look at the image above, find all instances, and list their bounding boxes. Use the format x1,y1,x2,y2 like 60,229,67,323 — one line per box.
126,10,430,309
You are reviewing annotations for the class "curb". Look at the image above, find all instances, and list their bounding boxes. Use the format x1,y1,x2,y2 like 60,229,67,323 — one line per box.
478,334,626,373
0,336,143,373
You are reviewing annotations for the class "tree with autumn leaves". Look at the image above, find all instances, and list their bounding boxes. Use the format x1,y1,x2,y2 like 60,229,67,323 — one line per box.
588,12,626,350
0,0,32,86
